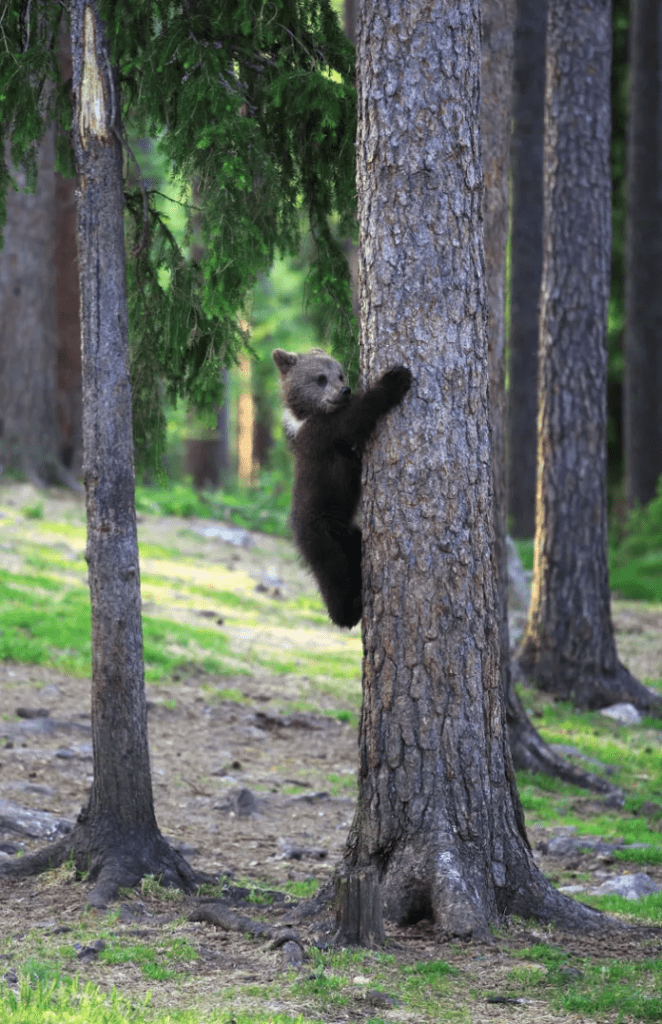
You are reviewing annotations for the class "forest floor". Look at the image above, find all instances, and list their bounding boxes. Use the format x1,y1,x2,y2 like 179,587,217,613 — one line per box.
1,483,662,1024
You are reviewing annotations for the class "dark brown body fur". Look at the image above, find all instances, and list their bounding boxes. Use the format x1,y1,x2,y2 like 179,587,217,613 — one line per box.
273,348,412,627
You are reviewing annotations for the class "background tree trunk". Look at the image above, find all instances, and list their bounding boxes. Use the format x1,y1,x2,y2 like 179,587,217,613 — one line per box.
624,0,662,510
517,0,660,714
341,0,604,942
480,0,615,794
507,0,546,539
0,127,64,485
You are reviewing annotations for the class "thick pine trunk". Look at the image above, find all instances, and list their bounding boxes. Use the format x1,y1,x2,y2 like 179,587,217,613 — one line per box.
507,0,546,540
624,0,662,510
341,0,605,941
517,0,659,714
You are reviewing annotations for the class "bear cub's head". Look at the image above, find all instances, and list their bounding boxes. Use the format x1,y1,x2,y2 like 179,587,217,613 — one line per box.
272,348,351,430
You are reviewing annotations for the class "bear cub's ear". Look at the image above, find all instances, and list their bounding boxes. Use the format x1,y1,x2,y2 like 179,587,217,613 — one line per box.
272,349,298,376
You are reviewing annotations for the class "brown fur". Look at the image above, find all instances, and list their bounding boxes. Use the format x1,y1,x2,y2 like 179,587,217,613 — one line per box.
273,348,412,627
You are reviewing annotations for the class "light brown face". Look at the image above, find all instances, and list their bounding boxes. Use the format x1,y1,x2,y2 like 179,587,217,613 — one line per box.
273,348,351,419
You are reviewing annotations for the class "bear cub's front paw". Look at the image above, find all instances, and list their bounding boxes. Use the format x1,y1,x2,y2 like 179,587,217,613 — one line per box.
383,365,413,400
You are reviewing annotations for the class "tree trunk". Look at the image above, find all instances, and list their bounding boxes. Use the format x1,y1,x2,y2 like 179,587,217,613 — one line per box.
624,0,662,510
517,0,660,714
72,0,206,904
0,126,65,485
55,169,83,475
481,0,519,748
507,0,546,539
0,0,205,904
55,15,83,477
341,0,605,942
480,0,614,793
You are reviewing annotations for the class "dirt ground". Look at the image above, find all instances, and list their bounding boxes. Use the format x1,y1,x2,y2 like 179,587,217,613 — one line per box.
1,489,662,1021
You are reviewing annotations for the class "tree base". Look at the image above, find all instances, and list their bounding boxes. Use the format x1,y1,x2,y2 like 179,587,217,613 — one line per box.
0,821,213,908
506,670,623,797
518,646,662,714
333,866,385,947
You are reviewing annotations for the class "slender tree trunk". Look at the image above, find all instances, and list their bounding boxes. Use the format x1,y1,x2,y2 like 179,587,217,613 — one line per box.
517,0,660,713
0,0,205,903
72,0,204,904
507,0,546,538
55,170,83,474
339,0,605,942
481,0,519,746
55,15,83,476
624,0,662,510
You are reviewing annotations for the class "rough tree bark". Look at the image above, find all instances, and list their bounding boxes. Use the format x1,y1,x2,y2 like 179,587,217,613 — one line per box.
480,0,616,794
338,0,606,942
624,0,662,510
0,0,206,905
517,0,660,714
55,19,83,476
507,0,546,539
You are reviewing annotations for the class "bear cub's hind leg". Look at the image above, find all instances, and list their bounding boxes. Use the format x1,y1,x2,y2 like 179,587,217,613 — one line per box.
299,522,363,628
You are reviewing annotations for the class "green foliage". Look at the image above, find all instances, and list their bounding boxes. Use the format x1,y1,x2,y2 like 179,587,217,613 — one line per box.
21,501,44,519
0,0,358,467
122,0,357,458
135,476,291,536
610,475,662,601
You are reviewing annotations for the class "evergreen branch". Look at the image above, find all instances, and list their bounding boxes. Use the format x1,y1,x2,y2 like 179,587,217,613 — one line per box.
117,127,149,256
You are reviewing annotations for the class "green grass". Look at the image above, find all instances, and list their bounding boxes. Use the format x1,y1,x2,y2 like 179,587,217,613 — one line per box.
0,975,324,1023
134,477,291,537
96,937,197,980
508,943,662,1021
0,976,148,1023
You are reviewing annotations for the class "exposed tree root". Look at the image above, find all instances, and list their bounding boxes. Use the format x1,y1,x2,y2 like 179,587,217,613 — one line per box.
506,673,623,797
517,646,662,715
0,825,213,908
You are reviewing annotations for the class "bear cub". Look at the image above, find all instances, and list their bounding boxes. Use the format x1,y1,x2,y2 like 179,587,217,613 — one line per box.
273,347,412,627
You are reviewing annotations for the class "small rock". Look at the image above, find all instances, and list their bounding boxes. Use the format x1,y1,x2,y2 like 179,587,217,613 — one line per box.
639,802,662,819
260,567,283,587
366,990,398,1009
279,839,328,861
280,939,303,971
233,787,258,816
192,524,252,547
558,966,584,983
599,703,642,726
589,873,662,900
73,939,106,961
15,707,50,719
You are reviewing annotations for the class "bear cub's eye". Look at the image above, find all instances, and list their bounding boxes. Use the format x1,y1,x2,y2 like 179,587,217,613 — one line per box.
316,374,327,387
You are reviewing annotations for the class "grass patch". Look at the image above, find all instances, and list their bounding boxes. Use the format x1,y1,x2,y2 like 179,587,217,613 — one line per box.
0,976,149,1023
509,943,662,1021
134,478,291,537
97,936,196,980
